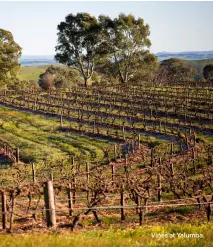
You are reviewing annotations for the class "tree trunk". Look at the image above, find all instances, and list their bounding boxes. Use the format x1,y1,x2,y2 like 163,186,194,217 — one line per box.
84,78,88,88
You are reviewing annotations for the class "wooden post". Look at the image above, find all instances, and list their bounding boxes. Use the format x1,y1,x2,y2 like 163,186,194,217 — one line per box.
111,165,115,181
120,185,125,220
131,140,135,154
193,132,196,145
9,191,15,232
151,148,154,167
170,142,174,155
72,156,75,165
179,141,183,153
60,115,63,128
207,203,211,222
1,192,7,229
15,148,19,163
67,183,73,216
124,155,128,172
114,144,117,161
43,180,56,228
138,196,143,226
170,163,174,177
32,163,36,183
159,121,162,133
86,163,90,183
122,124,125,140
138,134,141,149
71,155,75,172
186,136,189,150
50,171,54,182
159,157,162,166
192,147,196,173
93,121,95,134
72,176,76,204
157,174,162,202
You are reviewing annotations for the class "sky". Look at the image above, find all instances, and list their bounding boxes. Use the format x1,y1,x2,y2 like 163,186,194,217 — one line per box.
0,1,213,55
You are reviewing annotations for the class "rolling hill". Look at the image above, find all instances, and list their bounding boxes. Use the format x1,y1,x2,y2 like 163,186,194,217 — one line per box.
184,59,213,74
17,65,49,81
17,52,213,81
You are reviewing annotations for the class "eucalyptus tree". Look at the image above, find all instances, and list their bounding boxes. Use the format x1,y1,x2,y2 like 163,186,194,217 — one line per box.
0,29,22,88
98,14,157,84
55,13,103,87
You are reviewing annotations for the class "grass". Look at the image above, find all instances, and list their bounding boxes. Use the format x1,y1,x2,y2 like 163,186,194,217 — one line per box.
165,206,197,216
17,66,49,81
0,105,112,164
0,223,213,247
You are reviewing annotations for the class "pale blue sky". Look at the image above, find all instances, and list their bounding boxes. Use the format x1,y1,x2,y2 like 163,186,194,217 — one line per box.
0,1,213,55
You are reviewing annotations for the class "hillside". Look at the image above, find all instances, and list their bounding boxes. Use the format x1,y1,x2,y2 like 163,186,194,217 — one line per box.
184,58,213,74
17,65,49,81
17,59,213,82
0,84,213,235
17,52,213,82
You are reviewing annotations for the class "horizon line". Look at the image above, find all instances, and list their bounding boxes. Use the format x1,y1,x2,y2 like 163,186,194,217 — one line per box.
20,50,213,56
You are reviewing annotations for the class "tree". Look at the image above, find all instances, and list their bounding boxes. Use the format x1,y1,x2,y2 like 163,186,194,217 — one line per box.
39,73,54,91
98,14,157,84
55,13,102,87
155,58,197,84
38,65,82,90
203,64,213,82
0,29,22,88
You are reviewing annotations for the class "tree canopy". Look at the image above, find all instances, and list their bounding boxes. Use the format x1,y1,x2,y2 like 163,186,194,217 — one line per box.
55,13,102,87
155,58,198,84
55,13,157,87
203,64,213,82
38,65,82,90
0,29,22,88
98,13,158,84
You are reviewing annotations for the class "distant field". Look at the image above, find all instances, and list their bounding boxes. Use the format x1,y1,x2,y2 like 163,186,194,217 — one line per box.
17,65,49,81
17,58,213,82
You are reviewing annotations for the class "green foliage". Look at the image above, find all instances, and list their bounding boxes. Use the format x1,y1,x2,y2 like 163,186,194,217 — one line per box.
55,12,157,87
38,72,54,90
98,13,158,84
203,64,213,82
0,29,22,88
38,65,82,90
156,58,198,84
55,13,102,87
